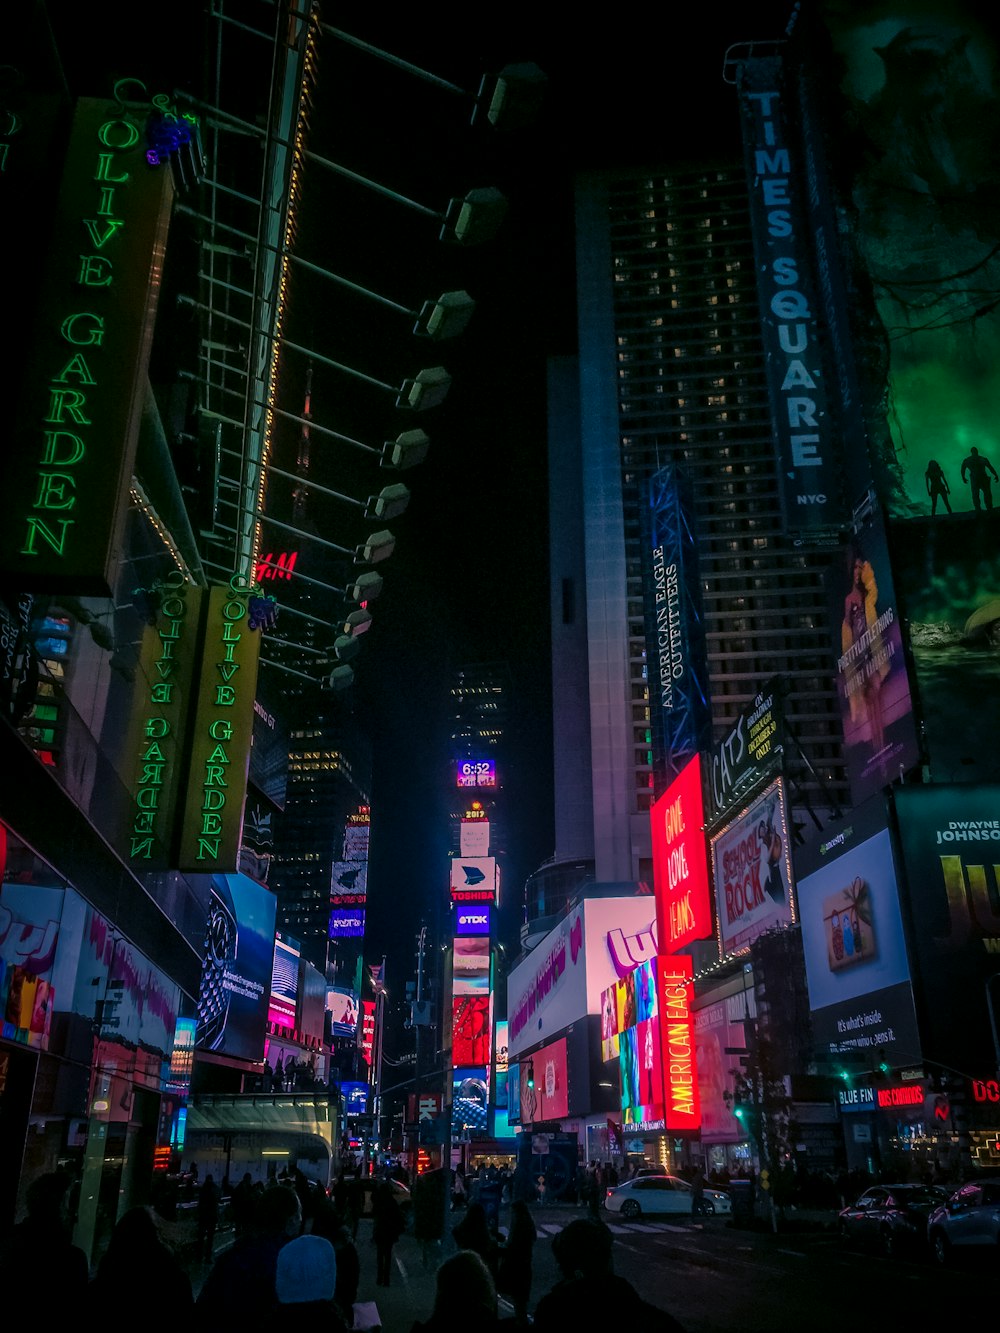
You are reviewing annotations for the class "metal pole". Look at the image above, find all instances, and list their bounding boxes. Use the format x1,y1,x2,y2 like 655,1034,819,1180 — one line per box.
374,955,387,1156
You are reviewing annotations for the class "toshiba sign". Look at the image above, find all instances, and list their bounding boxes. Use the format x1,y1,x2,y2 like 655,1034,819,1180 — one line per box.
650,755,712,954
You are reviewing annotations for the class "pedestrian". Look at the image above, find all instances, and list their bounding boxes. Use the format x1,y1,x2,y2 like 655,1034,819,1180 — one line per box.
451,1201,498,1279
197,1182,302,1316
0,1172,89,1321
497,1199,536,1322
196,1172,221,1261
690,1167,705,1221
231,1171,255,1238
275,1233,349,1328
372,1180,405,1287
412,1249,502,1333
533,1218,687,1333
86,1205,193,1311
311,1199,361,1322
413,1167,448,1269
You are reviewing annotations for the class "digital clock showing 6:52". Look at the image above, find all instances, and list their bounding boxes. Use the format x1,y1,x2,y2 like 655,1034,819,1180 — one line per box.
456,759,496,789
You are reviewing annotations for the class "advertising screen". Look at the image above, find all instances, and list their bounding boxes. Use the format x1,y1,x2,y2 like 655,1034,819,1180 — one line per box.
452,995,491,1066
651,755,712,954
620,961,663,1128
708,681,784,819
450,856,497,903
460,816,491,857
453,936,490,994
694,991,753,1144
894,785,1000,1072
328,908,366,939
712,779,795,959
518,1037,568,1124
600,981,620,1062
331,861,367,903
826,510,920,804
360,1000,375,1064
456,759,496,789
658,954,700,1133
798,828,921,1069
195,873,276,1062
453,1067,489,1134
455,905,492,936
341,1081,368,1116
267,932,299,1030
250,684,288,811
327,986,359,1038
0,881,64,1049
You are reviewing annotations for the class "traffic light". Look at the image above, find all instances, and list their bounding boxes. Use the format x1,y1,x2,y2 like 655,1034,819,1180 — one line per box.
527,1058,535,1089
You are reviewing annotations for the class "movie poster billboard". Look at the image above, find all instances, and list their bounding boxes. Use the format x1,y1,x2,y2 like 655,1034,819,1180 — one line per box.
518,1037,568,1124
694,990,755,1144
798,821,921,1069
823,4,1000,520
827,510,920,804
195,873,275,1062
894,785,1000,1073
327,986,359,1038
712,779,795,958
892,519,1000,786
651,755,712,954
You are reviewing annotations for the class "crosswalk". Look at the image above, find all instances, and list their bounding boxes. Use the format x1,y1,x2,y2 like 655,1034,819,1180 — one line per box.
536,1220,693,1237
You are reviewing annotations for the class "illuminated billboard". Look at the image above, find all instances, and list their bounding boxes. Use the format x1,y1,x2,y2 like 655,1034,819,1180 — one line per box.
328,986,359,1038
450,856,497,904
194,873,276,1062
694,991,753,1144
455,905,492,936
708,680,784,819
894,784,1000,1073
341,1081,368,1116
658,955,700,1133
328,908,366,939
518,1037,568,1124
453,936,490,994
453,1068,489,1135
452,995,491,1066
826,510,920,804
610,956,700,1134
620,960,662,1129
711,778,794,959
456,759,496,789
460,809,491,857
331,861,367,903
651,755,712,954
268,932,299,1030
798,818,921,1070
360,1000,375,1065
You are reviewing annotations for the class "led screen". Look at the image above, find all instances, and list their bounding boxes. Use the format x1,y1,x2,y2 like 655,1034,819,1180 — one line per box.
694,994,752,1144
711,779,795,959
452,936,490,995
194,874,276,1062
651,755,712,954
518,1037,568,1123
450,856,497,903
456,759,496,789
452,995,491,1066
327,986,359,1038
328,908,366,939
267,932,299,1030
455,905,492,936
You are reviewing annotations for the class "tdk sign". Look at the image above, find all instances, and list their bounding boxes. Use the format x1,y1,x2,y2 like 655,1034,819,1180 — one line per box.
455,905,492,935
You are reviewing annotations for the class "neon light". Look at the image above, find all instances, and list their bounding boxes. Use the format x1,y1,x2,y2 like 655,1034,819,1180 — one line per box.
876,1085,923,1108
657,955,701,1131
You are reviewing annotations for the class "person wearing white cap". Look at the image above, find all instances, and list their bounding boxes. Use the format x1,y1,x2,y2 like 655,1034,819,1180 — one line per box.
275,1234,350,1328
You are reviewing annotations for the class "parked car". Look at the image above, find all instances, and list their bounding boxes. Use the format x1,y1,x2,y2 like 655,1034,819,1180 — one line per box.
837,1184,946,1258
927,1179,1000,1265
633,1165,669,1178
605,1175,732,1218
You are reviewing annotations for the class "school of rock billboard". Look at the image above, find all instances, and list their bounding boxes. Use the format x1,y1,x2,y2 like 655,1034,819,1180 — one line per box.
711,778,795,959
797,803,921,1069
822,3,1000,520
893,784,1000,1074
826,509,920,804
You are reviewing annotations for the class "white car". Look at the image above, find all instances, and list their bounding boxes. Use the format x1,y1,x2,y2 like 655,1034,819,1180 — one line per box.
604,1175,732,1219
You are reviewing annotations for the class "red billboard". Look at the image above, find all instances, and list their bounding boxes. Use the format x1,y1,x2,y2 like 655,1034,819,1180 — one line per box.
651,755,711,953
518,1036,568,1124
658,955,701,1133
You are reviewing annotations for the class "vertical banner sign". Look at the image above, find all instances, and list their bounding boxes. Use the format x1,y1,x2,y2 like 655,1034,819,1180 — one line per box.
650,754,712,954
640,465,712,792
126,574,204,867
2,98,173,592
736,56,845,543
657,955,701,1133
177,578,261,871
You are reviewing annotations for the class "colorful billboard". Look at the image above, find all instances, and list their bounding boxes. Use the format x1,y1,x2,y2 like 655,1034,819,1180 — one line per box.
453,936,490,994
659,955,700,1133
620,961,663,1129
460,813,491,857
712,778,795,958
827,510,920,803
506,897,660,1060
452,995,491,1066
453,1067,490,1134
737,55,845,541
0,881,64,1049
360,999,375,1064
455,905,492,936
328,908,366,939
331,861,367,902
708,680,784,819
651,755,712,955
694,990,754,1144
612,956,701,1133
518,1037,568,1124
341,1081,368,1116
798,824,921,1069
194,873,276,1062
327,986,359,1038
267,932,299,1030
456,759,496,789
894,784,1000,1073
450,856,497,903
892,518,1000,786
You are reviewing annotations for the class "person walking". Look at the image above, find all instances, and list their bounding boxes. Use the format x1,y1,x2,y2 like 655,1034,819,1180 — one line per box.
196,1172,221,1262
372,1180,405,1287
497,1199,537,1323
86,1206,193,1311
690,1167,706,1222
412,1250,502,1333
962,446,999,510
452,1201,499,1280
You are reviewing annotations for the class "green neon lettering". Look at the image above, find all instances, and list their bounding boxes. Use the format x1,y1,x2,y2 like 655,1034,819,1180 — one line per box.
202,789,225,810
144,717,169,739
196,837,221,861
60,312,105,346
33,472,76,510
160,596,186,620
209,719,233,740
222,641,237,663
154,660,174,680
136,787,160,810
93,153,129,183
20,516,73,556
96,185,116,216
130,836,154,859
151,682,174,703
221,623,241,643
217,662,239,682
133,810,155,832
201,812,223,836
138,763,165,786
98,118,140,150
203,764,227,787
53,352,96,386
214,685,236,706
44,388,91,425
82,217,124,249
158,638,175,660
222,599,246,622
140,741,166,762
206,744,230,765
41,431,86,465
77,254,113,287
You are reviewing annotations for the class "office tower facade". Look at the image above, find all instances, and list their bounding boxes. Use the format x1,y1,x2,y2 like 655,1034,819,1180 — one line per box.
568,165,849,884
